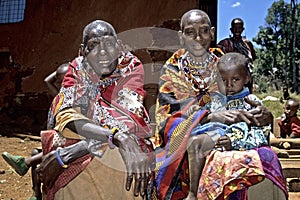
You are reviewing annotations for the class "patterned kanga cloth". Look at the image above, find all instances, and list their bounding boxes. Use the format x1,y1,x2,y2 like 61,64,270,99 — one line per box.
197,149,265,200
217,37,256,64
197,146,288,200
153,48,220,200
257,146,288,199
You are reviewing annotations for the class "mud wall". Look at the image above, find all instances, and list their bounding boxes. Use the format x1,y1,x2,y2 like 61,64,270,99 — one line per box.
0,0,217,134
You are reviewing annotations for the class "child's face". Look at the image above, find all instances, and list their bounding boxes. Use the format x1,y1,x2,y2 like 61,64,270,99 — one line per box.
218,63,249,96
284,100,299,118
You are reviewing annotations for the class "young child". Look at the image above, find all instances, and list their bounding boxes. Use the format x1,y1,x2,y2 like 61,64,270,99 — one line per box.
185,52,270,200
44,63,69,97
278,98,300,138
2,63,69,200
216,52,270,150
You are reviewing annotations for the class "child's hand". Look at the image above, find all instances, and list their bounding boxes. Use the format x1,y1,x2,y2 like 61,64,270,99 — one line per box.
215,136,232,151
185,105,201,116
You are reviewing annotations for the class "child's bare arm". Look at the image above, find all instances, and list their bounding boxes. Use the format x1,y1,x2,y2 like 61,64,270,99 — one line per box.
44,71,59,97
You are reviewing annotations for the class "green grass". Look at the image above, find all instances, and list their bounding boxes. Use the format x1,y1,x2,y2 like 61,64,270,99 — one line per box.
255,90,300,119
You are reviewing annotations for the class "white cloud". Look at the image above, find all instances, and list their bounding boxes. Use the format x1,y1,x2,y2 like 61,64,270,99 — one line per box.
231,2,241,8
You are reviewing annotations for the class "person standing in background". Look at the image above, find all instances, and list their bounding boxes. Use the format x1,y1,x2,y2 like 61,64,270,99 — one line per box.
217,18,256,93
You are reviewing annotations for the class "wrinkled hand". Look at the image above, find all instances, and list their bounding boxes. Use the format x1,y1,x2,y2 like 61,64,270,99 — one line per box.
208,98,273,127
215,136,232,151
245,97,273,126
114,132,154,197
36,150,64,193
209,109,253,125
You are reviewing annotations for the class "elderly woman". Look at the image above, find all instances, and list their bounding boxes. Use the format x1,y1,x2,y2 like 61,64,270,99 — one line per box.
153,9,287,200
34,20,154,200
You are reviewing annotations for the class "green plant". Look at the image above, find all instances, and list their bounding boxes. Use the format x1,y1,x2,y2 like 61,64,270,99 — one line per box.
261,100,284,118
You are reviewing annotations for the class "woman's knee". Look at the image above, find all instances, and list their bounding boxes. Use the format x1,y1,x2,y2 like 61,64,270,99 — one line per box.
187,134,213,151
31,148,41,156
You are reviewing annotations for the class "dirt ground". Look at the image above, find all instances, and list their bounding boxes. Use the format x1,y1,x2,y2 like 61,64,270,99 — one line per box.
0,135,40,200
1,134,300,200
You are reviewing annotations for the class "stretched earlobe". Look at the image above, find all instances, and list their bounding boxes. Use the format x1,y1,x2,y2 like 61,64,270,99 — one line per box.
78,44,84,56
178,30,184,46
79,43,86,57
117,39,126,52
211,35,215,41
210,27,216,41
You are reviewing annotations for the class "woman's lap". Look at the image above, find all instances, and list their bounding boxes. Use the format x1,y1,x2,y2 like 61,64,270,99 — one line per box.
54,148,142,200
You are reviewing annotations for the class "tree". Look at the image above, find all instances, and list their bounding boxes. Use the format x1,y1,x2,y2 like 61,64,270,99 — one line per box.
253,0,299,93
290,0,299,93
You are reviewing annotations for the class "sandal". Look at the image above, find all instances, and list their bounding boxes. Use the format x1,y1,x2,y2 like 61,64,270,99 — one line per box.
27,197,37,200
27,196,42,200
2,152,29,176
27,191,42,200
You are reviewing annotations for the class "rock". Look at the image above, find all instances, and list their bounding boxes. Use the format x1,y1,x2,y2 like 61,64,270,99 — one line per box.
282,142,292,149
0,179,7,183
262,96,279,101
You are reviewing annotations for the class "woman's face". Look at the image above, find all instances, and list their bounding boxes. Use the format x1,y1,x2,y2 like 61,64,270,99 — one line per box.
180,13,215,58
82,25,121,77
84,36,120,77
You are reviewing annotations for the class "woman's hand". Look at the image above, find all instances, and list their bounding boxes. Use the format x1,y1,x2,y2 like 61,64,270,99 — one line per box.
36,141,89,192
36,151,64,193
215,136,232,151
208,109,253,125
207,98,273,127
113,132,154,197
245,98,273,126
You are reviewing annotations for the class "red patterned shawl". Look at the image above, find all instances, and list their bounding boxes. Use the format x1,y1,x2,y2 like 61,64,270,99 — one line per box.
43,52,152,200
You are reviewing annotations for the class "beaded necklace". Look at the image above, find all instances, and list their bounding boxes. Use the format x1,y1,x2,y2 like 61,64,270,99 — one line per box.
186,53,214,68
178,51,215,93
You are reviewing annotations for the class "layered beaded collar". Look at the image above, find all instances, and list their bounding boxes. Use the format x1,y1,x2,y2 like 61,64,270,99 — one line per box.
186,53,214,68
178,50,216,93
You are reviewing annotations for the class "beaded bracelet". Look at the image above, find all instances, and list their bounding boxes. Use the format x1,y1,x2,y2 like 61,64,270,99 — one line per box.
55,148,68,168
108,127,119,149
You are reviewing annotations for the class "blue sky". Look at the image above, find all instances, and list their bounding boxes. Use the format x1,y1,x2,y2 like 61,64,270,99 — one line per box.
217,0,277,44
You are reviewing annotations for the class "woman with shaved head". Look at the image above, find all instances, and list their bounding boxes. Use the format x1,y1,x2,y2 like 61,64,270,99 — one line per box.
153,9,287,200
